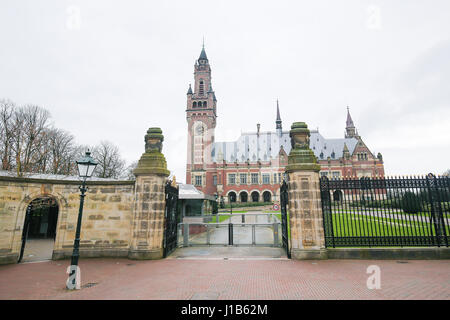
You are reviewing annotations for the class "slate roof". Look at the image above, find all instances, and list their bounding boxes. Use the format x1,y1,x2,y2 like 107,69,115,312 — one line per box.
211,129,358,163
199,47,208,60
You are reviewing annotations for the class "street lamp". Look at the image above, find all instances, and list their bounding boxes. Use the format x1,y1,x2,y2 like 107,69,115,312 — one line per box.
66,151,97,290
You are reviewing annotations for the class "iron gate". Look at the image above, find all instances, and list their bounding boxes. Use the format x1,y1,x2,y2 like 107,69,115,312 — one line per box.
320,174,449,248
280,180,291,258
163,180,180,257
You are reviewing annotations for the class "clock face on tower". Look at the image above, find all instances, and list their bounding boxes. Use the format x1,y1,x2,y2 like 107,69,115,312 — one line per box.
196,125,204,135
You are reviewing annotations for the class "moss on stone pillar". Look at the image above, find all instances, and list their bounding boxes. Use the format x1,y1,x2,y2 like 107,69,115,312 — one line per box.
286,122,320,172
133,128,170,177
286,122,327,260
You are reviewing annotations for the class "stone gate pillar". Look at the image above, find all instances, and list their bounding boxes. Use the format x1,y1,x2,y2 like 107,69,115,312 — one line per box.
286,122,327,259
128,128,170,260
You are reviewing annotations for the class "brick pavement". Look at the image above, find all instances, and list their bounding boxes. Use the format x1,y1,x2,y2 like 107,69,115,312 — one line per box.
0,257,448,300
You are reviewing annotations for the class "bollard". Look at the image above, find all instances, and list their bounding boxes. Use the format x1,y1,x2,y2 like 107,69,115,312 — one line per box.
273,222,279,247
228,223,233,245
242,214,245,223
206,224,210,245
252,224,256,245
183,223,189,247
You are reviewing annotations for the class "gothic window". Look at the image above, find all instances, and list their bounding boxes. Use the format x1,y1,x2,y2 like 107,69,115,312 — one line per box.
331,151,335,159
193,101,197,108
203,101,207,107
199,81,204,95
320,152,324,159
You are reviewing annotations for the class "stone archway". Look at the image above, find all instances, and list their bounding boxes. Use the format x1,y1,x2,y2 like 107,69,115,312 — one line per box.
239,191,248,203
228,191,237,203
251,191,260,202
333,190,343,202
19,196,59,263
263,191,272,202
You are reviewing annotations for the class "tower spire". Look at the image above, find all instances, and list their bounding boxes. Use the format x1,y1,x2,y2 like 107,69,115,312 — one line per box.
276,99,282,135
199,40,208,61
345,106,357,138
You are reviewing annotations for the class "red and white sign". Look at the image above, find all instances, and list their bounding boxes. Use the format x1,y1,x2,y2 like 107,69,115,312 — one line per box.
272,203,280,211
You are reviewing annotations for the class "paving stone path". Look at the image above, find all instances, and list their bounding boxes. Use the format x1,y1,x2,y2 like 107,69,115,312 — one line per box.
0,257,448,299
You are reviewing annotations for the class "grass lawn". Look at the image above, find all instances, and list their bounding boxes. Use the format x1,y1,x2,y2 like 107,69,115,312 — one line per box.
327,212,449,237
207,211,248,223
217,210,248,214
208,215,231,223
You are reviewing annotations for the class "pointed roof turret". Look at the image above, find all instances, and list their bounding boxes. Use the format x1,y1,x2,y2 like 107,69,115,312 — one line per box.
187,84,193,95
276,99,282,130
345,106,358,138
346,106,355,128
198,43,208,61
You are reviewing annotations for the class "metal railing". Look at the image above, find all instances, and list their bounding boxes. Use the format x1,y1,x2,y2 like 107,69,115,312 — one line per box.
178,213,282,247
320,174,449,247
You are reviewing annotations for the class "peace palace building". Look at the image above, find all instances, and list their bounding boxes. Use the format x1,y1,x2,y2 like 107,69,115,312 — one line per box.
185,46,385,203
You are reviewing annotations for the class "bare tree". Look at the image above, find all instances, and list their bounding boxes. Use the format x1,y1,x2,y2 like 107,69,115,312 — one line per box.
123,160,138,180
10,105,50,176
45,128,76,175
92,141,125,179
1,98,130,179
0,99,15,170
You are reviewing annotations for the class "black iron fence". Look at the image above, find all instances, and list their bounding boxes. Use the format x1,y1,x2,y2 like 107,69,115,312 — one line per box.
280,180,290,258
320,174,449,248
163,181,180,257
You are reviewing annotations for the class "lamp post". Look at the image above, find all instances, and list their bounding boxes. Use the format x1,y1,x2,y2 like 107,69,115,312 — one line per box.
66,151,97,290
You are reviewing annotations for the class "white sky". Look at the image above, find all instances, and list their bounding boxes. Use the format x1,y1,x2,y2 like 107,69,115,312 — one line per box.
1,0,449,182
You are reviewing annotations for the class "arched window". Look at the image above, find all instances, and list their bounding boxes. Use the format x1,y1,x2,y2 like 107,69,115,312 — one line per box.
333,190,343,202
251,191,260,202
203,101,207,107
193,101,197,108
263,191,271,202
199,81,204,95
240,192,248,203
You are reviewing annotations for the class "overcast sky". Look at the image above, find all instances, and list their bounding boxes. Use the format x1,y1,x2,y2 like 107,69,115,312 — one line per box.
1,0,449,182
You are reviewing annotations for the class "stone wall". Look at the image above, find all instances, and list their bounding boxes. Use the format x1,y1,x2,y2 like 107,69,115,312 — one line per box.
0,176,135,264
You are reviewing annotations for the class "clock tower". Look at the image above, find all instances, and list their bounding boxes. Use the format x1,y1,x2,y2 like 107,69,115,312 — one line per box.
186,45,218,195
